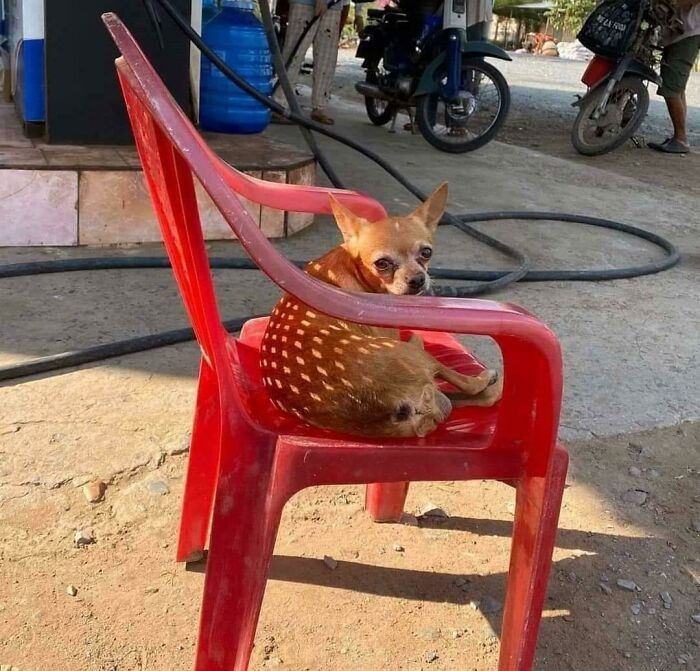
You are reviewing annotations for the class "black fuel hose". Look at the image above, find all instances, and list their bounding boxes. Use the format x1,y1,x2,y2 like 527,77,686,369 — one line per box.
0,1,680,383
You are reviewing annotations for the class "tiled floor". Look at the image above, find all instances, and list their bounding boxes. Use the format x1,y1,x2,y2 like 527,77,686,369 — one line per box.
0,102,316,244
0,102,313,172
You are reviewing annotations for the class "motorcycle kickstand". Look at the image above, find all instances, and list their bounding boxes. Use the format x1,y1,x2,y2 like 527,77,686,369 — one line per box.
389,109,399,133
407,107,417,134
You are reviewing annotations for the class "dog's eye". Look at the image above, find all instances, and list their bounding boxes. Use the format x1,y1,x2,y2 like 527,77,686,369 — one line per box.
394,402,413,422
374,258,392,272
420,247,433,260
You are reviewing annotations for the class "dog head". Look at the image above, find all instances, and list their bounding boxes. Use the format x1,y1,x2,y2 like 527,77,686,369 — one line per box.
329,182,448,296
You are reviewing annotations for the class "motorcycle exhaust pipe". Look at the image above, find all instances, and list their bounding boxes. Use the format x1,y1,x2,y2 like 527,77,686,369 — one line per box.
355,81,396,102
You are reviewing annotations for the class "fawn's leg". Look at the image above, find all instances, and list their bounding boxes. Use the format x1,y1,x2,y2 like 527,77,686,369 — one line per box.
434,361,498,396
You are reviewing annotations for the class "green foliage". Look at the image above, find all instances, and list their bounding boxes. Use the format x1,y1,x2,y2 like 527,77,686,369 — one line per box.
547,0,597,33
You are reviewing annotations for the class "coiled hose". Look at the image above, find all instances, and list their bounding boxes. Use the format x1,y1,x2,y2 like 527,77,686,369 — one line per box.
0,0,680,383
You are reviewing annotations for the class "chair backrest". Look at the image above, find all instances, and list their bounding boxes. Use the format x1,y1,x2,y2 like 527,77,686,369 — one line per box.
103,13,388,392
104,14,562,461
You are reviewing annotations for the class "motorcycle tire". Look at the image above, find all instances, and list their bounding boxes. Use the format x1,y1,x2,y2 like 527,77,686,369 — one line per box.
572,76,649,156
364,61,397,127
415,58,510,154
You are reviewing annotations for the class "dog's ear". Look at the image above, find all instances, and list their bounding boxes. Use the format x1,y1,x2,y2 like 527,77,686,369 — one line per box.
329,195,368,243
410,182,448,233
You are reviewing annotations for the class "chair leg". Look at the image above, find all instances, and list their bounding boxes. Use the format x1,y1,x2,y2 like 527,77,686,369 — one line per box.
194,439,281,671
176,362,220,563
365,481,410,522
498,446,568,671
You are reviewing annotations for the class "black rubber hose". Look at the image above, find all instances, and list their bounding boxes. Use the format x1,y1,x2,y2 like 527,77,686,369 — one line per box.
0,317,263,383
0,2,680,383
149,0,532,295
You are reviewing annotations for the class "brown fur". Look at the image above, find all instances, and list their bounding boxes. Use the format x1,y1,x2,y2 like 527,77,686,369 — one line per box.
260,184,502,437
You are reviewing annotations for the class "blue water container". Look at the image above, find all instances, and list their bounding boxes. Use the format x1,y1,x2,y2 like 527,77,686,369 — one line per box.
200,0,273,134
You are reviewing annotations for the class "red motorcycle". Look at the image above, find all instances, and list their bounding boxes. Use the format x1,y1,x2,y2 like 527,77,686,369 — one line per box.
571,0,675,156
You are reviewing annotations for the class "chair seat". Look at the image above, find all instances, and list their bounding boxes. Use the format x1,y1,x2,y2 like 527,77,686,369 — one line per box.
232,317,499,448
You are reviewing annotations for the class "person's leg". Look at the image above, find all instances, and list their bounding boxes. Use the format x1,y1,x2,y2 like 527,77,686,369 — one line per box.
665,95,688,144
354,1,367,36
652,36,700,150
273,2,317,108
339,3,350,36
311,8,341,122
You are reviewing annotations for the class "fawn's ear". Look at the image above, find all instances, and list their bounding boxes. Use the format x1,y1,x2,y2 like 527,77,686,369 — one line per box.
410,182,448,233
329,195,368,244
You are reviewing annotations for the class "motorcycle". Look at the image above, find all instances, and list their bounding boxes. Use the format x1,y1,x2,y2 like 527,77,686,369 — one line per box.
572,0,675,156
354,0,511,153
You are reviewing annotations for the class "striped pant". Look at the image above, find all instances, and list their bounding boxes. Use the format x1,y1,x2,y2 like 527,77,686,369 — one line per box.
274,3,341,112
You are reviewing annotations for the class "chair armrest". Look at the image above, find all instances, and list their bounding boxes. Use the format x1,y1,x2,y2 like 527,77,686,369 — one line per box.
214,155,388,221
286,274,563,462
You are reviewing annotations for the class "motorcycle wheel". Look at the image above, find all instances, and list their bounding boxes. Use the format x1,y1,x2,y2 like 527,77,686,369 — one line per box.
415,58,510,154
572,76,649,156
364,61,396,127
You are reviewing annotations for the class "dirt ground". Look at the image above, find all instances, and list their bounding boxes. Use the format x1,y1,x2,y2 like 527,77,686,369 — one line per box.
1,417,698,670
498,105,700,196
2,51,700,671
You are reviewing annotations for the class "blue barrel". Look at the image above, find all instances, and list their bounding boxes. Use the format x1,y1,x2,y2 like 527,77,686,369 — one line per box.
200,0,272,134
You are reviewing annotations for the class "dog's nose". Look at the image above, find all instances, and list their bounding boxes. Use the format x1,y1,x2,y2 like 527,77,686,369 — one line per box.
408,274,426,292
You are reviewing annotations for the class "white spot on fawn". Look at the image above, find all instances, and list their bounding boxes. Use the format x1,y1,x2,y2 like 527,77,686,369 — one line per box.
301,320,311,327
358,347,370,355
312,336,323,344
283,366,291,374
333,347,343,355
334,360,345,370
301,373,311,382
312,349,322,359
322,382,334,391
310,392,322,402
305,311,317,319
296,356,305,365
271,361,278,369
274,379,283,389
317,366,328,376
294,341,303,349
341,378,354,388
282,350,289,359
290,385,300,394
320,329,330,336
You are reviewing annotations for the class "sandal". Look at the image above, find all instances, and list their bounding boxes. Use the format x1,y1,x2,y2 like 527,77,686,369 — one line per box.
648,137,689,154
271,112,294,125
311,109,335,125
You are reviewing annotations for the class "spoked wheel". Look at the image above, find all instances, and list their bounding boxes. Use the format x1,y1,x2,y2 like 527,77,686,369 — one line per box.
415,58,510,153
364,60,396,126
572,76,649,156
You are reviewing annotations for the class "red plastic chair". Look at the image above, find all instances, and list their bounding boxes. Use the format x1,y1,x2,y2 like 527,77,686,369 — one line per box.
104,13,568,671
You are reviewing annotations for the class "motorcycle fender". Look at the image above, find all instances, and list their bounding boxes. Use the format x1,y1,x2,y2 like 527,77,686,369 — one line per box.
626,61,662,86
414,40,511,96
356,29,384,61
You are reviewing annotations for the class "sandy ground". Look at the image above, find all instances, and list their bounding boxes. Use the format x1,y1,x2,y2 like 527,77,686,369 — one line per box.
1,51,699,671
